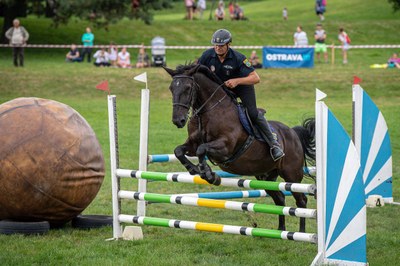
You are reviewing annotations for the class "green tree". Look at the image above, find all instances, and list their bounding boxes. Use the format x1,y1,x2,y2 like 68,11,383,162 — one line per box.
1,0,172,43
388,0,400,12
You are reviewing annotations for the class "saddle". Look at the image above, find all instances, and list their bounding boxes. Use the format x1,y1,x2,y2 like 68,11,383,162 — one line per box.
237,104,278,142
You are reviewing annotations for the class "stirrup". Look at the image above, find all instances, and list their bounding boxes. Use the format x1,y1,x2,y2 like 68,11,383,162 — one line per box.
270,146,285,161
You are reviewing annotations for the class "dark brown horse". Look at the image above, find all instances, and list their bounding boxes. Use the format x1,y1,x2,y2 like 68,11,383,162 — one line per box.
164,64,315,232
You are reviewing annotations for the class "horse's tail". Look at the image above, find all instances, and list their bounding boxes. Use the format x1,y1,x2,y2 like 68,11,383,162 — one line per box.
292,118,316,178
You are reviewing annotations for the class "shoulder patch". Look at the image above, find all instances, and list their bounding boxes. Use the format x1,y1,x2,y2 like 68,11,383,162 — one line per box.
243,59,251,68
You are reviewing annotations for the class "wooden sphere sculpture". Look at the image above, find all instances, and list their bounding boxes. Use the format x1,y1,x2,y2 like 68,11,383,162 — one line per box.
0,98,105,225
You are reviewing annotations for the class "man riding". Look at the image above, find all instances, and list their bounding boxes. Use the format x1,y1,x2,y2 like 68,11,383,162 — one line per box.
197,29,285,161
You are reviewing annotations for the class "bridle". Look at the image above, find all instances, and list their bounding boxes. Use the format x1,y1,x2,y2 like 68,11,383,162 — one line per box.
172,73,227,118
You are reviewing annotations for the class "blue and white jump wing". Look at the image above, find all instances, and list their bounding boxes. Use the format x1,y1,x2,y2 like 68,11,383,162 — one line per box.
353,85,393,203
314,90,367,265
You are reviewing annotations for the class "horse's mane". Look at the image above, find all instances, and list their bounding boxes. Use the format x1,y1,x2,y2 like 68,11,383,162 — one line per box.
175,63,237,101
175,63,224,85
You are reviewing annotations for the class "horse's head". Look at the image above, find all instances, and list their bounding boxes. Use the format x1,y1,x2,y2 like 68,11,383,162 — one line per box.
164,64,200,128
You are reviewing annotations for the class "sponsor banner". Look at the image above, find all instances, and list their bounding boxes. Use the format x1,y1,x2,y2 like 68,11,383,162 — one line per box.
262,47,314,68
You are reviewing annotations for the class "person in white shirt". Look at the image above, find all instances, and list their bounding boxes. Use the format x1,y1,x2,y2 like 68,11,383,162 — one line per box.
108,42,118,66
293,26,308,46
117,47,131,68
215,2,225,20
93,48,111,67
197,0,206,19
5,19,29,67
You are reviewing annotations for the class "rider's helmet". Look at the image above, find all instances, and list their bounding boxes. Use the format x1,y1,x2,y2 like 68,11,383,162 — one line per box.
211,29,232,45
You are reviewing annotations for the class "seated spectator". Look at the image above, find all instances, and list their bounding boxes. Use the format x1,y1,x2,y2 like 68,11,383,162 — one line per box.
228,1,235,20
233,3,244,20
136,45,150,68
215,2,225,20
117,47,131,68
386,53,400,69
65,44,81,62
93,48,111,67
249,50,262,68
294,26,308,46
108,42,118,67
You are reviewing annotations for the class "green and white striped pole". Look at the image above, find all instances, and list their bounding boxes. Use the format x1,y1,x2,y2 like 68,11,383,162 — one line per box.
117,170,316,194
119,214,317,243
118,190,317,219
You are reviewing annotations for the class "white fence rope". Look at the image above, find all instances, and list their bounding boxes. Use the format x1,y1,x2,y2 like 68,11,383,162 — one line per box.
1,44,400,49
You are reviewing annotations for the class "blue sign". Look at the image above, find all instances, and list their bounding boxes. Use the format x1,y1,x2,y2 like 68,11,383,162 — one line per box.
262,47,314,68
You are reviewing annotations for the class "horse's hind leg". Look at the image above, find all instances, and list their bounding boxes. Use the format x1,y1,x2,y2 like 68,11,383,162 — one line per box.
280,167,308,232
292,192,308,232
256,172,286,231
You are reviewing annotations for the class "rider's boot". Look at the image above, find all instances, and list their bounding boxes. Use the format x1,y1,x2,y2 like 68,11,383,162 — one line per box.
255,113,285,161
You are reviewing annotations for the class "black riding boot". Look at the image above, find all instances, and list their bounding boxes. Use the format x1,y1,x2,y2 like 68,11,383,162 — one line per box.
256,113,285,161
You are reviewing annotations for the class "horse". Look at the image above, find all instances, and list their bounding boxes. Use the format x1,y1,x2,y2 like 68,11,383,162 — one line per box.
164,63,315,232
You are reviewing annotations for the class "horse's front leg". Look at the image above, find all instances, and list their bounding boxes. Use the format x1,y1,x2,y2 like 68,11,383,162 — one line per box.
174,144,199,175
196,139,228,186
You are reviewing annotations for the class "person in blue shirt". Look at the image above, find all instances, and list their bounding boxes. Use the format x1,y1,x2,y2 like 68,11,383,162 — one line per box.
198,29,284,161
81,27,94,63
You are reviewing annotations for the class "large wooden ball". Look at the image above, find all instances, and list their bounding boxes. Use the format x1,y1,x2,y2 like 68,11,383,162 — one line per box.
0,98,105,225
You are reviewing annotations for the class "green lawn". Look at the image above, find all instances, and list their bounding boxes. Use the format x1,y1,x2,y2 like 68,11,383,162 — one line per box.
0,0,399,265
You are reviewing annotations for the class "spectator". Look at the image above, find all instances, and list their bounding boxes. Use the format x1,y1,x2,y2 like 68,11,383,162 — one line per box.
314,23,328,63
81,27,94,63
233,3,244,20
338,28,350,64
93,48,111,67
249,50,262,68
5,18,29,67
185,0,195,20
117,47,131,68
294,26,308,46
386,53,400,69
136,45,150,68
65,44,81,62
108,42,118,67
215,2,225,20
315,0,326,21
282,7,288,21
228,1,235,20
197,0,206,19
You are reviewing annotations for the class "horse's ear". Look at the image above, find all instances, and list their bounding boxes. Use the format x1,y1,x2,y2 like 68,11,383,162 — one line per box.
188,64,201,75
163,66,176,77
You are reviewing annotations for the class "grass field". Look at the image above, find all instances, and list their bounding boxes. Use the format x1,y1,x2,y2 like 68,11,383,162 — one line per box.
0,0,399,265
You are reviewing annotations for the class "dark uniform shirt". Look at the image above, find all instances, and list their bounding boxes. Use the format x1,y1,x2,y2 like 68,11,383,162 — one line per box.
198,47,260,121
198,48,254,82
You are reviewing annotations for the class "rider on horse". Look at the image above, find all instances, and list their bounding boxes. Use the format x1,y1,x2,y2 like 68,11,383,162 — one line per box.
197,29,285,161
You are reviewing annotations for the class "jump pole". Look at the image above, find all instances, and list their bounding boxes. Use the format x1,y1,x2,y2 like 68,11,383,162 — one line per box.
117,169,316,194
118,190,317,218
119,214,317,243
148,154,317,176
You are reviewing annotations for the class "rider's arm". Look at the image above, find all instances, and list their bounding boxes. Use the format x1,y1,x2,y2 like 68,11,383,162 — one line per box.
225,70,260,88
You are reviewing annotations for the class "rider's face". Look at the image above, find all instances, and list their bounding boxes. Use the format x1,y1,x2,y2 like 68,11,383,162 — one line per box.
214,44,229,56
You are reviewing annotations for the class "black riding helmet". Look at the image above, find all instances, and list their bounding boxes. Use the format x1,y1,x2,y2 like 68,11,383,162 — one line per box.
211,29,232,45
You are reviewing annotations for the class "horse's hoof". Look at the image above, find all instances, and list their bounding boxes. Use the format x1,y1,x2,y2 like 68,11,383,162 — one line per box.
202,172,221,186
189,168,199,175
212,174,221,186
